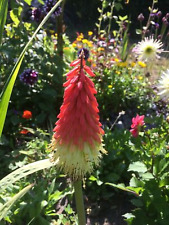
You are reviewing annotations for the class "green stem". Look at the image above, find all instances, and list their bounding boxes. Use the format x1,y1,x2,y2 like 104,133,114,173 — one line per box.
73,180,86,225
98,1,104,35
142,0,155,39
107,0,115,40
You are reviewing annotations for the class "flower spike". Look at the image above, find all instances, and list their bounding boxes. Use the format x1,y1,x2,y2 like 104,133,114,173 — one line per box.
50,50,105,180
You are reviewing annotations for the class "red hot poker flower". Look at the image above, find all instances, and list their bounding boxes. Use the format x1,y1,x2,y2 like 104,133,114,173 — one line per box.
130,114,145,137
50,53,106,180
22,110,32,119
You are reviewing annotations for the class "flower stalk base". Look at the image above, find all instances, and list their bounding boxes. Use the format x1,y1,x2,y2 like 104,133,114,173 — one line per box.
73,180,86,225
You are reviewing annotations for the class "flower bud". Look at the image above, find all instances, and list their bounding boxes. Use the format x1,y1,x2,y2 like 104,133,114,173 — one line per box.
137,13,144,22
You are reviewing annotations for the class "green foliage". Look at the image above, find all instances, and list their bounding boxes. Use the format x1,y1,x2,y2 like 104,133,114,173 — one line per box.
106,116,169,225
95,63,152,119
0,129,77,224
0,0,8,45
0,0,64,137
0,184,33,221
0,178,76,224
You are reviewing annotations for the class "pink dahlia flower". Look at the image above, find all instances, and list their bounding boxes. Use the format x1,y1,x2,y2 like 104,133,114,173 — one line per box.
130,114,145,137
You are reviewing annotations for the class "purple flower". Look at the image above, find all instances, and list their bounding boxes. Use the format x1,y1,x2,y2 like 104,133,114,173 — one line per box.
158,35,162,40
162,17,169,26
43,0,62,16
19,69,38,86
150,13,155,18
109,38,115,44
78,48,90,60
155,23,159,29
157,11,162,18
137,13,144,22
32,8,42,22
97,41,107,47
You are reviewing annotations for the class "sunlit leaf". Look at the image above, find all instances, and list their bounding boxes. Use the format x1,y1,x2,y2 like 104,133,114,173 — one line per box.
123,213,135,220
23,0,33,5
38,0,45,4
10,7,23,26
128,161,147,173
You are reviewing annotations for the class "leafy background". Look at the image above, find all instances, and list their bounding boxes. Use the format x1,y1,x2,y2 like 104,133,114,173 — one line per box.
0,0,169,224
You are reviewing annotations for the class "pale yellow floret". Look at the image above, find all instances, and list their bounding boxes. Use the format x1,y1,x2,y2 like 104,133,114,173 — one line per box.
50,136,106,180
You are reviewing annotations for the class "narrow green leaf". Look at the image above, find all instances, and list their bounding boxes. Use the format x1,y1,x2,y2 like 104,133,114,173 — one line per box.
0,0,8,44
0,184,33,221
0,55,24,137
106,182,139,196
0,0,63,137
0,159,57,192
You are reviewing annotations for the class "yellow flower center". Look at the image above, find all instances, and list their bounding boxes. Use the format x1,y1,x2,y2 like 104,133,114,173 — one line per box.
145,46,154,54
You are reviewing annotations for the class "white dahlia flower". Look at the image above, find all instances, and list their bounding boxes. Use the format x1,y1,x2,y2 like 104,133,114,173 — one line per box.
157,69,169,101
134,37,163,61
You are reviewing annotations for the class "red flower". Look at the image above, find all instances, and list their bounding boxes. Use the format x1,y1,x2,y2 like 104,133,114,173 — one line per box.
50,52,105,179
22,110,32,119
130,114,145,137
20,129,29,134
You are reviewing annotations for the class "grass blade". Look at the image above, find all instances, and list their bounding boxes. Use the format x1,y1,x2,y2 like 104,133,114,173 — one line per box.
0,0,8,45
0,184,33,221
0,0,63,137
0,158,57,192
0,56,24,138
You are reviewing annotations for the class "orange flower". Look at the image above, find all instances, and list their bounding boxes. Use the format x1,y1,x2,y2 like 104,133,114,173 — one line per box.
50,52,105,179
22,110,32,119
20,129,29,134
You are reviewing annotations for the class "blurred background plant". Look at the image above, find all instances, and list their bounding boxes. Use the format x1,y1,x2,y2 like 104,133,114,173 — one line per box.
0,0,169,224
